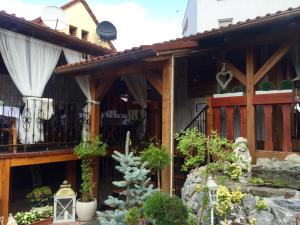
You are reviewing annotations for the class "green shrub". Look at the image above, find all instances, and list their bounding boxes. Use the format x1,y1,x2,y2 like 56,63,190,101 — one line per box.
125,207,141,225
74,135,107,202
232,85,245,93
248,177,265,186
219,88,228,94
143,192,188,225
256,197,268,211
26,186,52,207
141,143,171,188
279,80,293,90
258,81,274,91
15,206,53,225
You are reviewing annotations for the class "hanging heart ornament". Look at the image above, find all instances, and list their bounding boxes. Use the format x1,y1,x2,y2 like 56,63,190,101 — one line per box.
216,64,233,90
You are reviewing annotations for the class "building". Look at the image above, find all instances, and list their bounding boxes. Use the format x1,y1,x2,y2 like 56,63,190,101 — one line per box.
32,0,114,50
57,5,300,198
182,0,300,36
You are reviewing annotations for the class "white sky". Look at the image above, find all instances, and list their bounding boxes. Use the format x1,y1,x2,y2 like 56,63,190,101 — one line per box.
0,0,185,51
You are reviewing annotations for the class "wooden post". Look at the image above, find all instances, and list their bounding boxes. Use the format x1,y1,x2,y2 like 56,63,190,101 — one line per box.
282,104,292,151
65,161,77,190
161,59,173,193
263,105,273,150
90,81,100,201
240,106,247,138
226,107,234,140
213,107,221,133
206,97,213,135
0,159,11,224
246,48,256,161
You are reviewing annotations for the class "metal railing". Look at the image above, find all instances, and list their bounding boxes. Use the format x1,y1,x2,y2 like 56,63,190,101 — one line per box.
183,104,208,134
0,95,89,153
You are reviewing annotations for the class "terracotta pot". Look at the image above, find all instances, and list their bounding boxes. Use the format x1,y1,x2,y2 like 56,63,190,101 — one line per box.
29,218,52,225
76,198,97,221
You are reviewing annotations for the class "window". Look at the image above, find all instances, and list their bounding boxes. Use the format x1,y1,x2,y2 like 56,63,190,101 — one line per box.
218,18,233,27
81,30,89,41
69,25,77,37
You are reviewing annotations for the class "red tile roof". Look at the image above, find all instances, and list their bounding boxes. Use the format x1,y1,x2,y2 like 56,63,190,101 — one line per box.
56,5,300,72
0,10,113,55
32,0,99,26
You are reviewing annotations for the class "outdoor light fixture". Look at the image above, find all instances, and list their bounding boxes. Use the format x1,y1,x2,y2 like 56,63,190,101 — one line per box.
293,78,300,112
207,176,218,225
53,180,76,223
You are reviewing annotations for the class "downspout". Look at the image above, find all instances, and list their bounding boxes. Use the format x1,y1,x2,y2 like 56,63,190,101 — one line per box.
170,55,175,195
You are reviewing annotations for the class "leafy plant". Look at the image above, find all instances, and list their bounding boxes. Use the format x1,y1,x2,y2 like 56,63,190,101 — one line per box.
26,186,52,207
74,135,107,202
175,129,235,174
232,85,245,93
143,192,188,225
141,143,171,188
279,80,293,90
258,81,274,91
15,206,53,225
219,88,228,94
255,197,268,211
125,207,141,225
225,162,243,181
248,177,265,186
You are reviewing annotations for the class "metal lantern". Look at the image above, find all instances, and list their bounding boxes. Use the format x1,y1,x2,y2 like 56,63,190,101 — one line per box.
206,176,218,225
53,180,76,223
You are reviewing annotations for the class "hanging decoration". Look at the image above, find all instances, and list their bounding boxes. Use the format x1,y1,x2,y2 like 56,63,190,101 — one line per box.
216,63,233,90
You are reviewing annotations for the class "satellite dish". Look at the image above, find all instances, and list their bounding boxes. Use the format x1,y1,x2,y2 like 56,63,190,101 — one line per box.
96,21,117,41
41,6,69,30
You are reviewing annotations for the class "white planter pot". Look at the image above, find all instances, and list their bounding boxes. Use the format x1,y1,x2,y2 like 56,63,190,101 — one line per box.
213,92,244,98
255,89,292,95
76,198,97,221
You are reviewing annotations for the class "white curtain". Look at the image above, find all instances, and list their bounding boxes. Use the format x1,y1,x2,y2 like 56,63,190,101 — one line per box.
124,74,148,109
63,48,94,140
0,29,61,144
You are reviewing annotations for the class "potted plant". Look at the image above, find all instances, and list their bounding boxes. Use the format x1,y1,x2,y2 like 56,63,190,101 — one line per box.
141,143,171,189
14,206,53,225
26,186,52,208
255,80,292,94
74,135,107,221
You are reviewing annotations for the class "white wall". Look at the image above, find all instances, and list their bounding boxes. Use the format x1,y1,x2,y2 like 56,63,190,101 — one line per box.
182,0,199,36
183,0,300,36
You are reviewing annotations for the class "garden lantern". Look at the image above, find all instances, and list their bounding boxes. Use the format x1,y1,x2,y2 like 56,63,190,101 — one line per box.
53,180,76,223
207,176,218,225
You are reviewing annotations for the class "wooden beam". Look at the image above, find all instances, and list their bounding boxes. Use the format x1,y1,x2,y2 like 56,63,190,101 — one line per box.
90,81,101,201
144,71,162,95
223,60,246,85
226,107,234,140
246,48,256,162
65,161,77,190
95,77,116,100
206,97,213,135
282,104,293,152
91,60,166,79
263,105,273,151
0,159,10,224
254,40,295,85
11,152,78,167
161,58,172,193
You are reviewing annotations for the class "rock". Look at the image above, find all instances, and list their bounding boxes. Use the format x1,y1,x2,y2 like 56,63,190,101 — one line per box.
253,155,300,190
296,212,300,225
242,194,256,210
252,210,274,225
181,167,207,215
273,200,300,213
246,186,298,198
270,202,297,225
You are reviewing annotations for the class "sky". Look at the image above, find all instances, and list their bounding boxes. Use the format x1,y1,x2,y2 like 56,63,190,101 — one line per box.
0,0,188,50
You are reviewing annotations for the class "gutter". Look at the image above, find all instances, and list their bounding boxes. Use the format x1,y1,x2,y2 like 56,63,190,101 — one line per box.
55,48,158,76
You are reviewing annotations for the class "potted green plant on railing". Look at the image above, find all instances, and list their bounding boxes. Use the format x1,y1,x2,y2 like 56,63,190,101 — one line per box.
74,135,107,221
256,80,293,95
141,143,171,189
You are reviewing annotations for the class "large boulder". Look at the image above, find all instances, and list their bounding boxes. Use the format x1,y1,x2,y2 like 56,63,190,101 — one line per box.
253,154,300,190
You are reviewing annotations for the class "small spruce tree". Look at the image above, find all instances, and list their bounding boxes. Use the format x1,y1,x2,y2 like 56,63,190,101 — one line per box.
98,131,155,225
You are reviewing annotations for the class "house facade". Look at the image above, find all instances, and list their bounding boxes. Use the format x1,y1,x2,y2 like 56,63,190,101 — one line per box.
182,0,300,36
32,0,114,50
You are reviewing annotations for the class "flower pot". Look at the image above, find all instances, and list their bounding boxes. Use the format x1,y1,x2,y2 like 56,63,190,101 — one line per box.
76,198,97,221
213,92,244,98
29,218,52,225
255,89,292,95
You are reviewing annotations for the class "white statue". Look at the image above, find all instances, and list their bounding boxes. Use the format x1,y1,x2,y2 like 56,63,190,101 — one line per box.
0,216,4,225
6,214,17,225
233,137,252,177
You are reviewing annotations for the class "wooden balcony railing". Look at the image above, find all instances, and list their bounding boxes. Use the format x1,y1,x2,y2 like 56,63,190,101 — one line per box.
211,92,299,158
